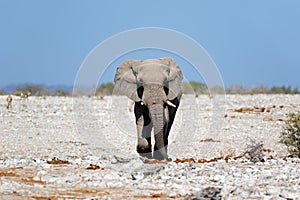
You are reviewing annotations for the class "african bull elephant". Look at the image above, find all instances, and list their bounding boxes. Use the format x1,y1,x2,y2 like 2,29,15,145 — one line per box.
114,57,183,160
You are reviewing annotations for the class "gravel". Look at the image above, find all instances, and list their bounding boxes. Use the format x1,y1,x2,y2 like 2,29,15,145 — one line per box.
0,94,299,199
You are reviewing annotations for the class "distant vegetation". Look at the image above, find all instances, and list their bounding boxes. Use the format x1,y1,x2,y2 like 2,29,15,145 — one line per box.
0,82,299,96
2,84,70,97
269,86,299,94
227,85,299,95
53,89,69,96
14,84,51,96
0,90,6,95
96,82,114,96
182,81,209,94
94,82,300,96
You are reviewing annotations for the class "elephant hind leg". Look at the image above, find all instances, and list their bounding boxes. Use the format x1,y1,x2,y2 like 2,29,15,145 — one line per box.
140,121,152,159
137,138,152,158
137,126,152,159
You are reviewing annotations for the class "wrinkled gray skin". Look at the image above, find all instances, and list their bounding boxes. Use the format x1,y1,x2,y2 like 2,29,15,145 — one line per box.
114,57,183,160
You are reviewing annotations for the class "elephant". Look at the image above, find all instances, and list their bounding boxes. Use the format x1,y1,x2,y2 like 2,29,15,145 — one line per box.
114,57,183,160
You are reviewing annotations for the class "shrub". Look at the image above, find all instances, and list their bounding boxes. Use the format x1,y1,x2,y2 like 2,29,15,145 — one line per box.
54,89,69,96
14,84,51,96
96,83,114,96
246,139,264,162
182,81,209,95
280,112,300,157
0,90,6,95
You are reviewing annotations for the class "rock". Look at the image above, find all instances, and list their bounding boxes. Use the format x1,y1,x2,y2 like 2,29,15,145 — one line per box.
131,172,144,180
188,187,222,200
168,191,178,198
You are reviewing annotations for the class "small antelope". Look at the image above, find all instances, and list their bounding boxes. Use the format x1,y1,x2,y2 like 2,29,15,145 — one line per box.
20,91,31,99
6,95,13,110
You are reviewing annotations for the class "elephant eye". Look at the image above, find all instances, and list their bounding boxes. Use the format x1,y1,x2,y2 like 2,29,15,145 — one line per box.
137,79,143,85
136,74,143,83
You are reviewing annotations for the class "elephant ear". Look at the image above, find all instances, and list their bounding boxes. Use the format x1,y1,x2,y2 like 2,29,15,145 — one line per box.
160,57,183,100
114,60,142,101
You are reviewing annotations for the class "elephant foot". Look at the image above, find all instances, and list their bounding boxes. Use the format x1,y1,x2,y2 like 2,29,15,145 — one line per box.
153,151,171,161
138,152,152,159
153,145,170,161
153,151,165,160
137,138,152,159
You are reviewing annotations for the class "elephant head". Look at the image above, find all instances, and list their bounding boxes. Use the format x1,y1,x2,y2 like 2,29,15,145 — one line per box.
114,57,183,160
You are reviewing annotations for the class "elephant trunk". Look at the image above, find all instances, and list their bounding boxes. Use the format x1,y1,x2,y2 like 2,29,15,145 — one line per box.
149,104,168,160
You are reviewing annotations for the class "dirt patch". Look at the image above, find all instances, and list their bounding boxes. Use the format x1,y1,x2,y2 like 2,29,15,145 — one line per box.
86,164,104,170
21,177,45,185
0,171,19,177
46,158,71,165
199,138,221,142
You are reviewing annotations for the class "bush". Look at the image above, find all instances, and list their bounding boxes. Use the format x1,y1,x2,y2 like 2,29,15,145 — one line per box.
182,81,208,95
280,112,300,157
0,90,6,95
14,84,51,96
270,85,299,94
246,139,264,162
96,83,114,96
54,89,69,96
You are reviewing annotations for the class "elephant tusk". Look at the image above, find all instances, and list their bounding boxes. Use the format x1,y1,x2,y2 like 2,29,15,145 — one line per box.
166,100,176,108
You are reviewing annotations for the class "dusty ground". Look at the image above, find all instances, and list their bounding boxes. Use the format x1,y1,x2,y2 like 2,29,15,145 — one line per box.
0,94,299,199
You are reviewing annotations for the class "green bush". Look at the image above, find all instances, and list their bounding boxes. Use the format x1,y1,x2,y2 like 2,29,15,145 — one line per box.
270,85,299,94
0,90,6,95
14,84,50,96
54,89,69,96
96,83,114,96
280,112,300,157
182,81,208,94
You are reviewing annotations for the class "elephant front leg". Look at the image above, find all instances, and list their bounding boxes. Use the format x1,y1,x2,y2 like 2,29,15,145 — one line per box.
153,132,169,160
136,115,152,159
164,99,180,158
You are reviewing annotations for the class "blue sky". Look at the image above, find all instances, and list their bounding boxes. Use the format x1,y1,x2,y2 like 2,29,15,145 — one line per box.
1,1,300,88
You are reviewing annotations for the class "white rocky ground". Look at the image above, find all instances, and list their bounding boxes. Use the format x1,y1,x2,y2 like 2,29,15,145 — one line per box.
0,94,299,199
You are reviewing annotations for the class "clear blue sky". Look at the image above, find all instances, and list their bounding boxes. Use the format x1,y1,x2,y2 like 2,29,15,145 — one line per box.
1,0,300,88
